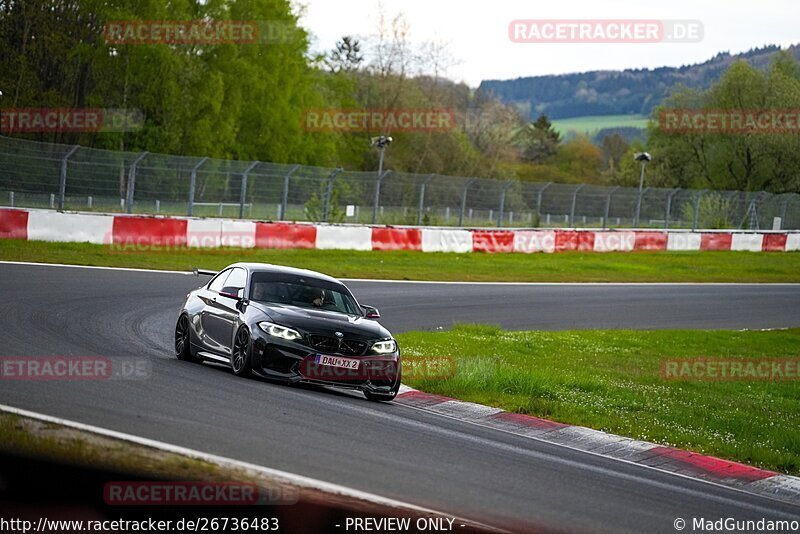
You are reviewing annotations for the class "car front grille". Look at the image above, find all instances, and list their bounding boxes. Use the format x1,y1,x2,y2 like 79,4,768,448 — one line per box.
308,335,339,352
340,339,367,356
307,334,367,356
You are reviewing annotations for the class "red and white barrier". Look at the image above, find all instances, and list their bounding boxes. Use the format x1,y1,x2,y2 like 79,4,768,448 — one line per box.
421,229,472,253
371,228,422,251
667,232,702,251
555,231,595,252
472,231,514,253
113,216,187,247
315,225,372,251
593,231,636,252
634,232,668,251
0,209,28,239
701,233,733,251
1,208,798,254
513,231,556,253
28,211,113,245
255,222,315,249
787,234,800,252
731,233,764,252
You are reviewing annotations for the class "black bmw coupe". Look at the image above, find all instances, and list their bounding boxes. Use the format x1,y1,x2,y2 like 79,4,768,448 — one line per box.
174,263,401,401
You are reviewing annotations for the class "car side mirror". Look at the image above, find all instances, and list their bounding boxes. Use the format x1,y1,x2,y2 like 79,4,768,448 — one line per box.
220,287,245,301
361,305,380,319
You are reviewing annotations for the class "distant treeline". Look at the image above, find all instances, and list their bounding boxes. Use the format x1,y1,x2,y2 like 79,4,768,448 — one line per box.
479,45,800,120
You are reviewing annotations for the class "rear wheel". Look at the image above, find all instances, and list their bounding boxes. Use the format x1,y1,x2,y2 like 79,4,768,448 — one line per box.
231,327,253,377
174,314,198,362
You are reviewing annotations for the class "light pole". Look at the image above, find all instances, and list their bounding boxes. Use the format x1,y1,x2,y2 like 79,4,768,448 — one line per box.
371,135,392,178
371,136,392,224
633,152,652,228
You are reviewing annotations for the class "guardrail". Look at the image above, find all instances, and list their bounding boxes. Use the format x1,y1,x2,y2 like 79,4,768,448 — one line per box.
2,208,798,253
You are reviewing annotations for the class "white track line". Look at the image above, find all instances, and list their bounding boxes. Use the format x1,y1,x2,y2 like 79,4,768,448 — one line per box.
0,260,192,275
0,403,489,527
1,261,798,286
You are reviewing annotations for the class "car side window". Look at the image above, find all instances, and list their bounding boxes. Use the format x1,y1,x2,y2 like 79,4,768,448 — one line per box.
208,270,231,293
223,268,247,292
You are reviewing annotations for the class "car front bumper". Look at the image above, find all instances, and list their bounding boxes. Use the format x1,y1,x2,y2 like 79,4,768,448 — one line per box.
251,331,401,392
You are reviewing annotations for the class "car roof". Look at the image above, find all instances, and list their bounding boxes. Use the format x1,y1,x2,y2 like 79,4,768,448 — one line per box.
226,262,343,285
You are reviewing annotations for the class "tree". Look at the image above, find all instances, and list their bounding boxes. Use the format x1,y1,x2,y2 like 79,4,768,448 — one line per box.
554,136,603,183
649,54,800,193
601,133,629,171
515,113,562,163
326,36,364,74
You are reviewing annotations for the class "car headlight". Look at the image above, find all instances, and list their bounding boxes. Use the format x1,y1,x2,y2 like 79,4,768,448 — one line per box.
258,322,302,341
372,340,397,354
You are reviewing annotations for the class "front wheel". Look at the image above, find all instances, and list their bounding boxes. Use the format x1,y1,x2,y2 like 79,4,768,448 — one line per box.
175,314,199,362
230,327,253,377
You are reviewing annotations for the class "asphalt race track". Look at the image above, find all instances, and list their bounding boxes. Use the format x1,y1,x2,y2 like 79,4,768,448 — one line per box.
1,262,799,532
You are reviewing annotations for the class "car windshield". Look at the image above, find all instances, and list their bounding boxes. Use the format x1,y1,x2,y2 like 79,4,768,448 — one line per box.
249,272,360,316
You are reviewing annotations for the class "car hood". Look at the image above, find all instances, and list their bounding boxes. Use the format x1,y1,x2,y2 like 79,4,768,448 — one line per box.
248,302,392,340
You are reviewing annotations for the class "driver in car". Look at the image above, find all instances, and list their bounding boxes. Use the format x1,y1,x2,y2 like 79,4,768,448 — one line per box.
311,288,325,308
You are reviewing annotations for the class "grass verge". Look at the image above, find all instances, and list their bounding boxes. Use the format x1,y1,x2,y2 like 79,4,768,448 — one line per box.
1,239,799,282
396,326,800,475
0,412,238,481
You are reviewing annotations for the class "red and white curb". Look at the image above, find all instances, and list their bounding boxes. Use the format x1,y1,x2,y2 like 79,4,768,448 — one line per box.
394,386,800,506
2,208,799,254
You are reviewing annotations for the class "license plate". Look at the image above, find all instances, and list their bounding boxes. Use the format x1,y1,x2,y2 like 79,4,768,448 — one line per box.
316,354,360,370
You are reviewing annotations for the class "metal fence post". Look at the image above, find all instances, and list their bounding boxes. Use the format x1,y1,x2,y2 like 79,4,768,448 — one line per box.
633,187,650,228
280,164,300,221
664,189,680,229
126,152,148,214
602,186,619,230
58,145,79,211
569,184,585,228
417,174,434,225
692,190,708,231
240,161,259,219
459,179,476,227
187,157,208,216
372,170,391,224
322,168,342,223
497,182,513,227
536,182,552,219
779,196,790,230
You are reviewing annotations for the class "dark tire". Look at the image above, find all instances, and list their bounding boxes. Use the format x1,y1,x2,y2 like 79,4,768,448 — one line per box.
175,314,199,362
231,326,253,377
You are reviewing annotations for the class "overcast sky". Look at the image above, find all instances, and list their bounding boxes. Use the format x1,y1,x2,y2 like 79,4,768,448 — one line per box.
295,0,798,87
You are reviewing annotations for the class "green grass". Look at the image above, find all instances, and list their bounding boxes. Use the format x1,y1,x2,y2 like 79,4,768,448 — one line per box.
396,326,800,474
0,413,229,480
552,114,648,136
1,239,799,283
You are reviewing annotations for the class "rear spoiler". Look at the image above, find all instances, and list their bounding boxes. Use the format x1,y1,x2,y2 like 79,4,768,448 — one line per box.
193,268,217,277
